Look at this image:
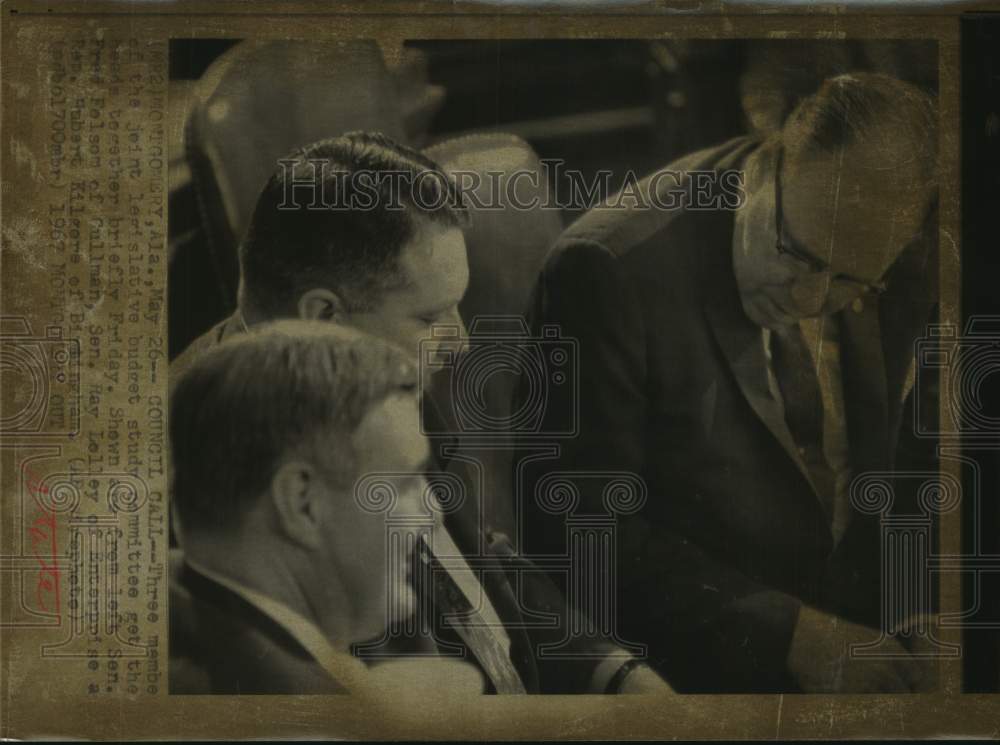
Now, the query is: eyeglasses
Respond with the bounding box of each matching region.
[773,147,888,297]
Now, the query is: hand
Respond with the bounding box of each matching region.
[787,605,936,692]
[616,663,676,694]
[368,658,485,699]
[890,612,943,690]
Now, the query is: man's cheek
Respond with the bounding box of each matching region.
[397,327,425,359]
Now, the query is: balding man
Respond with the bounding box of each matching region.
[524,73,940,693]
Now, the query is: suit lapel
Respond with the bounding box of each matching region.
[479,548,540,693]
[704,263,819,498]
[424,385,539,691]
[876,229,939,461]
[433,512,539,692]
[424,387,487,558]
[839,303,891,473]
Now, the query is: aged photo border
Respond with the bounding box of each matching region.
[3,1,994,739]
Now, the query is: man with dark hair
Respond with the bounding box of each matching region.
[170,320,481,694]
[172,132,670,694]
[524,73,940,692]
[237,131,470,330]
[175,132,472,377]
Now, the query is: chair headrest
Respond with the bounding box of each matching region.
[425,134,564,325]
[188,40,406,244]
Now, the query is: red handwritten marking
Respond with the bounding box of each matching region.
[25,469,49,498]
[24,466,60,615]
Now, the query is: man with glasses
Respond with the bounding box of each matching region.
[523,73,939,692]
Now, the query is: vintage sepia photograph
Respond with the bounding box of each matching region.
[166,36,949,695]
[2,2,999,740]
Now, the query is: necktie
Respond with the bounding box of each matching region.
[769,324,838,521]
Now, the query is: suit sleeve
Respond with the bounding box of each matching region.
[486,533,628,693]
[522,237,803,692]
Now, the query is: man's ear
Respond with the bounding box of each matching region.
[298,288,347,322]
[270,460,324,551]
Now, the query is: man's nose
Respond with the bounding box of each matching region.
[789,273,830,316]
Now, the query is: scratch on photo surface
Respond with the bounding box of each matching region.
[774,693,783,739]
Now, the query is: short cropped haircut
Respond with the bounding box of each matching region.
[782,72,937,185]
[170,320,419,532]
[239,131,470,317]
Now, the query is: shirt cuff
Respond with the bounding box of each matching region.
[588,654,640,693]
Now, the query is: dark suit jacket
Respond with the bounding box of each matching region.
[169,555,348,694]
[171,319,623,693]
[522,136,940,692]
